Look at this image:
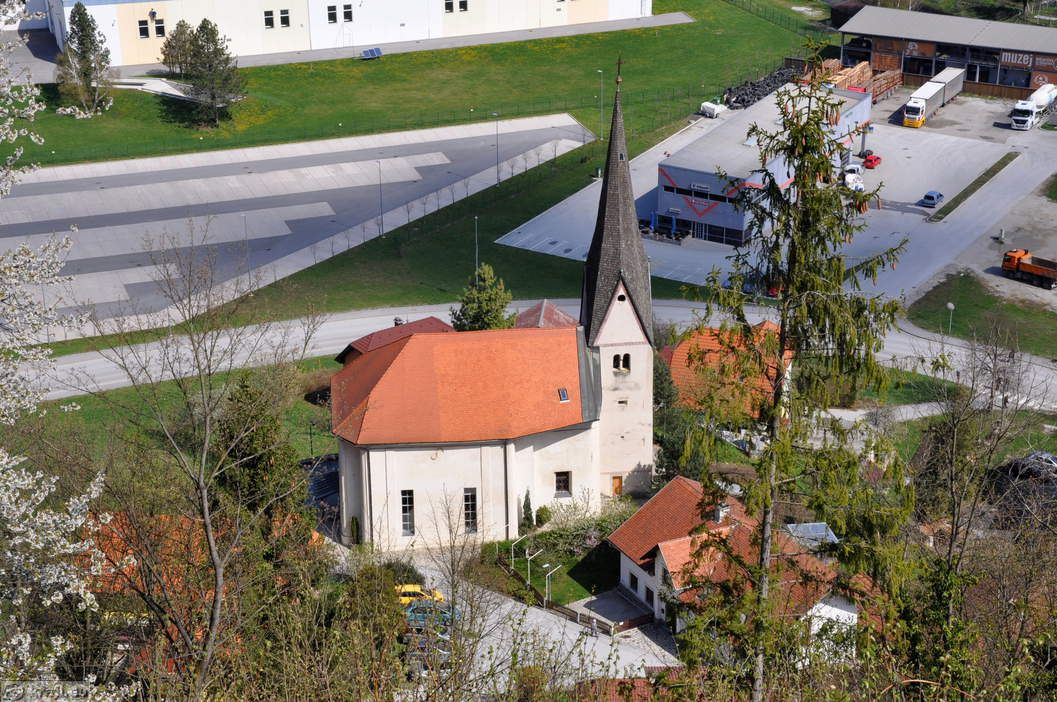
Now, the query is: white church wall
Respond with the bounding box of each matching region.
[360,442,507,550]
[592,281,654,495]
[338,441,365,545]
[513,426,598,524]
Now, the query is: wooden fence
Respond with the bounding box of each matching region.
[494,554,653,636]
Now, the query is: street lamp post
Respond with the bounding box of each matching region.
[510,533,528,566]
[474,215,479,281]
[377,159,384,238]
[492,112,500,185]
[946,301,955,336]
[597,69,604,142]
[544,563,562,607]
[526,548,542,587]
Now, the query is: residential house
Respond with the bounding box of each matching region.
[607,476,861,642]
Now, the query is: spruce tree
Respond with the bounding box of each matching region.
[450,263,514,331]
[186,19,243,126]
[55,2,111,114]
[161,19,194,77]
[679,46,911,700]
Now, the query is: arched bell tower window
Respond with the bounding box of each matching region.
[622,353,631,371]
[612,354,621,370]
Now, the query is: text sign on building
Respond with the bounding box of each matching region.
[904,40,935,58]
[1000,50,1033,69]
[1034,54,1057,71]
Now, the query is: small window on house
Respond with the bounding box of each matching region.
[554,471,571,496]
[155,20,165,37]
[401,490,415,536]
[628,572,639,593]
[645,586,655,608]
[343,3,353,21]
[463,488,478,534]
[444,0,454,12]
[280,9,290,26]
[622,353,631,371]
[138,20,149,38]
[459,0,469,9]
[264,10,274,28]
[557,387,569,403]
[327,5,337,22]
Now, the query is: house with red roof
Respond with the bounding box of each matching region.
[607,477,861,641]
[330,80,656,550]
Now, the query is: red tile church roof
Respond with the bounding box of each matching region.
[331,327,592,445]
[515,300,578,329]
[334,316,453,364]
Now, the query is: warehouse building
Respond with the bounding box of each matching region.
[652,85,871,247]
[39,0,653,67]
[838,7,1057,98]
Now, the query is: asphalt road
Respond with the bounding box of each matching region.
[42,299,1057,411]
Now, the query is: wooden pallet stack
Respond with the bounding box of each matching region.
[870,69,903,103]
[830,61,873,90]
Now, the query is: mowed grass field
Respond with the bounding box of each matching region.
[18,0,811,166]
[907,272,1057,360]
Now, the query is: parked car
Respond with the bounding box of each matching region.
[405,629,452,679]
[844,173,866,192]
[405,600,460,632]
[863,154,882,169]
[921,191,945,208]
[396,584,445,606]
[843,164,864,177]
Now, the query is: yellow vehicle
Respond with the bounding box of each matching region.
[395,584,445,606]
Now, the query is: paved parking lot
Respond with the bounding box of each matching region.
[5,114,591,322]
[499,90,1057,304]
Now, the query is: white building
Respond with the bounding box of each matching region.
[40,0,652,67]
[607,476,862,640]
[329,82,655,550]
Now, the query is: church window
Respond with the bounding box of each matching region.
[554,471,571,496]
[463,488,478,533]
[622,353,631,371]
[401,490,415,536]
[612,354,621,370]
[617,294,626,301]
[557,387,569,403]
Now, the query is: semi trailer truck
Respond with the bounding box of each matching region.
[903,68,966,128]
[1002,249,1057,289]
[1011,83,1057,130]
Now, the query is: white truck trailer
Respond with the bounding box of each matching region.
[903,68,966,128]
[1011,83,1057,130]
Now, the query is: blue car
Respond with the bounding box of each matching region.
[405,600,460,632]
[921,191,945,208]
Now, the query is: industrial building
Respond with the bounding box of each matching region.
[652,85,872,247]
[838,7,1057,97]
[33,0,653,67]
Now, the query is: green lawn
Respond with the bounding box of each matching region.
[929,152,1019,222]
[858,368,959,406]
[1047,173,1057,203]
[891,412,1057,464]
[496,540,620,606]
[907,271,1057,360]
[17,0,810,167]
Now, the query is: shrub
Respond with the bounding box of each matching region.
[535,505,552,527]
[381,558,424,585]
[520,492,534,533]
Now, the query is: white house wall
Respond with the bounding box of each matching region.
[51,0,651,65]
[618,552,663,619]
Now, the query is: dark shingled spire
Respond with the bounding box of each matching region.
[580,65,654,347]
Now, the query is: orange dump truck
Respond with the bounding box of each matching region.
[1002,249,1057,290]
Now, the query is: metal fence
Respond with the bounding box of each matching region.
[719,0,833,43]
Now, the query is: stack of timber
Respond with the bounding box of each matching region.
[829,61,872,90]
[870,69,903,103]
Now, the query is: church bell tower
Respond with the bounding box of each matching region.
[580,63,655,496]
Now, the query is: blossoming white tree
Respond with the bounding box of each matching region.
[0,3,124,697]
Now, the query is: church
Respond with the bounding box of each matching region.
[330,78,655,550]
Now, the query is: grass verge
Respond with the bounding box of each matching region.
[907,271,1057,359]
[858,368,959,407]
[1047,173,1057,203]
[15,0,810,166]
[890,411,1057,464]
[487,541,620,606]
[929,152,1019,222]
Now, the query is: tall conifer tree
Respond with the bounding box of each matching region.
[56,2,112,114]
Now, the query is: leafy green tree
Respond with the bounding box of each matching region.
[55,2,111,114]
[680,46,910,700]
[161,19,194,77]
[450,263,514,331]
[186,19,243,126]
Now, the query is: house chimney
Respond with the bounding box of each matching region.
[713,501,730,523]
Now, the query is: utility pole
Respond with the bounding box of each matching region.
[492,112,500,185]
[474,215,479,282]
[377,159,383,237]
[597,69,604,141]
